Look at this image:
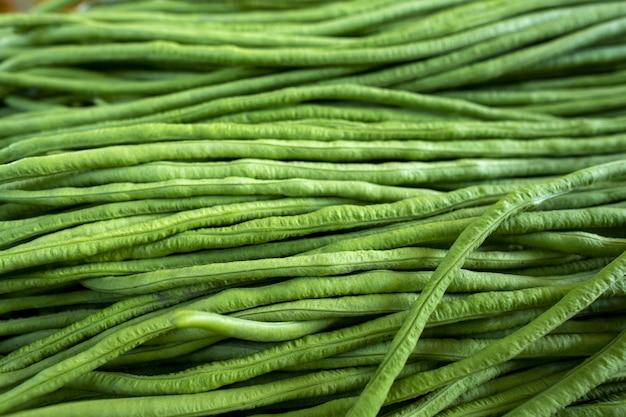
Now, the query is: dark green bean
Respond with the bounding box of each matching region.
[399,16,626,92]
[0,67,354,140]
[0,195,265,249]
[0,310,96,337]
[328,3,626,88]
[0,290,124,316]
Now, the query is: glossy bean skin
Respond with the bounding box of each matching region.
[170,311,337,342]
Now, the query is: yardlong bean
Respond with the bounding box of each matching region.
[0,178,428,209]
[2,1,626,416]
[0,67,355,140]
[512,44,626,79]
[383,361,533,417]
[495,230,626,257]
[505,329,626,416]
[345,161,626,416]
[0,310,96,337]
[7,124,626,167]
[375,247,626,411]
[24,154,626,189]
[0,195,266,248]
[0,290,124,316]
[0,196,358,272]
[5,115,626,156]
[17,5,623,71]
[328,3,626,88]
[0,283,217,374]
[43,282,624,397]
[399,16,626,91]
[81,247,581,295]
[1,363,432,417]
[0,67,261,99]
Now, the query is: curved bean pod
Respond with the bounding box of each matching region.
[170,311,335,342]
[58,282,621,397]
[505,329,626,416]
[344,160,626,416]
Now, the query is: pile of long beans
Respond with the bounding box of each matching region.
[1,0,626,416]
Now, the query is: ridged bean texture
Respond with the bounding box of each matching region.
[0,1,625,416]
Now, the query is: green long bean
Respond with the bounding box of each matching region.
[1,1,625,415]
[399,16,626,92]
[345,160,626,416]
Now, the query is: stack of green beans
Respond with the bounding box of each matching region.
[0,0,625,415]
